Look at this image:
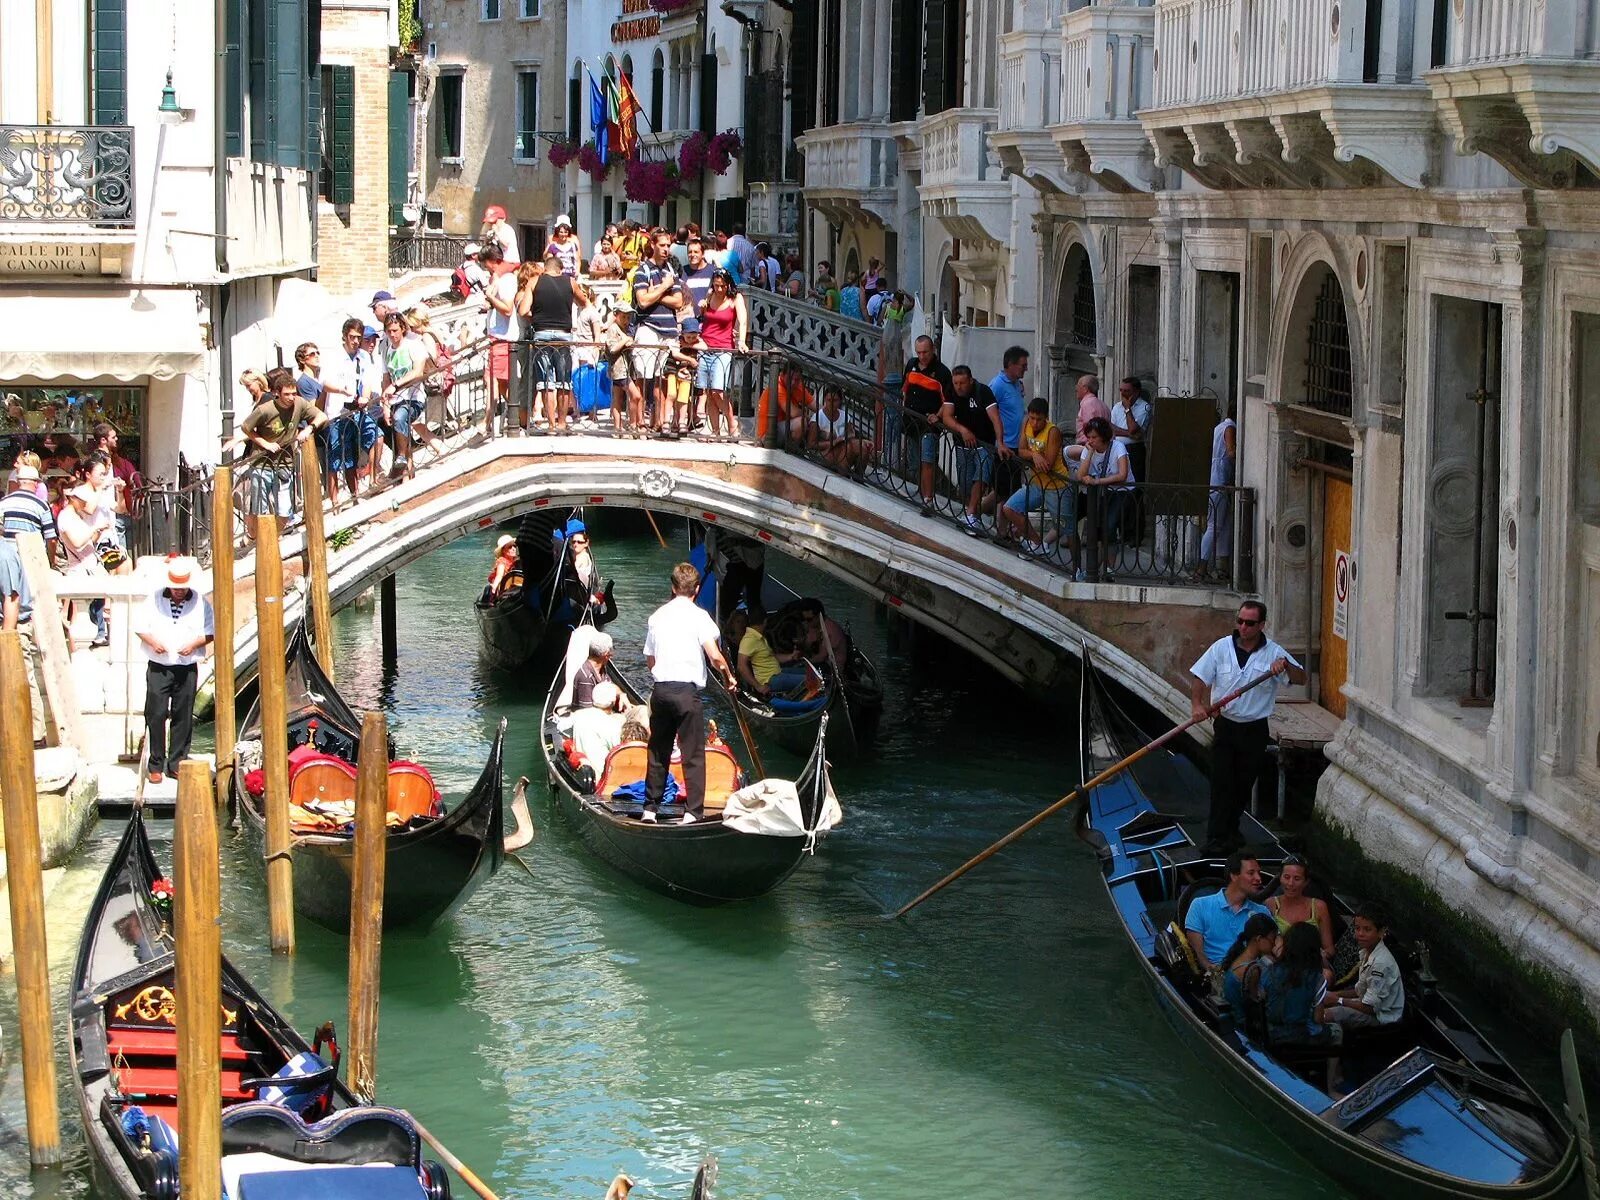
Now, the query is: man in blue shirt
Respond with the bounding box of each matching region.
[1184,852,1271,972]
[987,346,1029,525]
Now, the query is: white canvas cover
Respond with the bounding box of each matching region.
[721,777,843,841]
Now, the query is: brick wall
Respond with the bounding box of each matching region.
[317,6,393,296]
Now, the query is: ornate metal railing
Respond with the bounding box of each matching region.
[746,289,881,385]
[389,232,475,273]
[764,349,1256,592]
[0,125,134,226]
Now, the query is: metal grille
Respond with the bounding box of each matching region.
[1071,254,1098,349]
[0,125,134,225]
[1302,272,1353,416]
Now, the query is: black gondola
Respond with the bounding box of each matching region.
[731,641,883,759]
[70,809,454,1200]
[475,509,617,671]
[233,625,506,933]
[1073,649,1579,1200]
[540,644,839,903]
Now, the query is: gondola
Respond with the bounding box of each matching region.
[475,509,617,671]
[232,624,506,933]
[688,539,883,760]
[540,632,840,903]
[1073,649,1579,1200]
[70,809,454,1200]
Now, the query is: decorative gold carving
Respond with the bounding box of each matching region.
[112,984,238,1027]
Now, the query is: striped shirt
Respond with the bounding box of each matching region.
[1,490,57,542]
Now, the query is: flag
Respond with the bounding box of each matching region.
[617,72,642,159]
[588,70,609,164]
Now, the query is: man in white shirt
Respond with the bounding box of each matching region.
[569,681,628,771]
[134,556,215,784]
[1189,601,1306,854]
[483,243,521,436]
[641,562,737,823]
[1110,376,1152,482]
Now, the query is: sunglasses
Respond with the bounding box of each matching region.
[1236,617,1261,627]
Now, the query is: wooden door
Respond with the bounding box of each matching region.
[1319,476,1353,717]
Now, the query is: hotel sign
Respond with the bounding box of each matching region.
[0,243,121,276]
[611,0,660,42]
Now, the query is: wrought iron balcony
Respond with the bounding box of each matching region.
[0,125,135,227]
[1427,0,1600,188]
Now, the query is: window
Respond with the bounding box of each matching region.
[319,64,355,204]
[231,0,319,168]
[520,0,539,15]
[483,0,501,18]
[515,70,539,160]
[1,386,146,476]
[436,72,464,161]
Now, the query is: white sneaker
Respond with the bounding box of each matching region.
[677,811,698,825]
[1018,540,1044,559]
[639,810,658,823]
[961,513,984,537]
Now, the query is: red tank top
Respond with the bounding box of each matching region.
[699,300,737,350]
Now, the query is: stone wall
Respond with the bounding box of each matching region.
[318,2,394,297]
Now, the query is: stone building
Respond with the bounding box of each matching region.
[416,0,568,255]
[800,0,1600,1025]
[0,0,330,490]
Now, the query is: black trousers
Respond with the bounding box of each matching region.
[145,661,198,774]
[718,561,765,623]
[1206,716,1271,845]
[646,681,706,813]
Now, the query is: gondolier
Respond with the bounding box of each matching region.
[133,556,214,785]
[642,562,738,824]
[1189,600,1305,854]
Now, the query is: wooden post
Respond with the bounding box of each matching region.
[254,516,295,954]
[379,573,397,669]
[298,440,336,683]
[174,759,221,1200]
[212,466,237,807]
[0,630,61,1166]
[14,531,83,752]
[347,710,388,1102]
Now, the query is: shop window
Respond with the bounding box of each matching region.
[1,386,146,502]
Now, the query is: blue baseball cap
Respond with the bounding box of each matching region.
[370,290,395,306]
[361,325,380,338]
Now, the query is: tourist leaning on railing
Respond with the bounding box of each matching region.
[223,365,328,539]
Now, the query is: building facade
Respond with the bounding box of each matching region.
[0,0,329,496]
[416,0,568,255]
[800,0,1600,1023]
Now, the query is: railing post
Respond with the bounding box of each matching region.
[212,466,237,808]
[254,516,295,954]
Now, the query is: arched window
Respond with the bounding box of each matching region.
[569,61,583,141]
[651,49,665,130]
[1302,271,1353,417]
[1070,250,1097,349]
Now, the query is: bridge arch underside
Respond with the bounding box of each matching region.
[302,450,1235,727]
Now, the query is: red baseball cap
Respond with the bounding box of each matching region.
[483,205,507,223]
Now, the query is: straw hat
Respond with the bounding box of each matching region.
[165,556,198,589]
[495,534,516,552]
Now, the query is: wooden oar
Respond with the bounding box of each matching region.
[644,508,669,550]
[724,677,767,781]
[890,667,1282,920]
[405,1113,499,1200]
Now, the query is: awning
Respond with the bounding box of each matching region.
[0,287,207,383]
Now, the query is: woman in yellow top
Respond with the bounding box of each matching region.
[999,397,1075,558]
[735,606,812,700]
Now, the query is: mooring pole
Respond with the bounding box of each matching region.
[379,573,398,669]
[175,759,221,1200]
[254,515,295,953]
[212,465,237,807]
[347,710,389,1102]
[299,440,336,683]
[0,631,61,1165]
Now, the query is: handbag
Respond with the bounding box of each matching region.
[96,540,127,573]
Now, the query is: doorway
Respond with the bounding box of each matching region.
[1319,474,1352,717]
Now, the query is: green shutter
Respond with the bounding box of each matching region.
[304,0,322,172]
[224,0,244,155]
[922,0,946,114]
[328,65,356,204]
[91,0,128,125]
[388,70,410,225]
[274,0,307,166]
[249,0,271,158]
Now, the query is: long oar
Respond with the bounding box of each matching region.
[724,677,767,781]
[643,508,669,550]
[406,1112,500,1200]
[890,667,1282,920]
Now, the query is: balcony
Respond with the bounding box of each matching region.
[796,123,902,228]
[1050,3,1160,193]
[919,107,1010,247]
[1427,0,1600,188]
[0,125,135,231]
[994,32,1079,192]
[1140,0,1437,189]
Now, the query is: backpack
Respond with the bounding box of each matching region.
[424,338,456,397]
[449,266,472,301]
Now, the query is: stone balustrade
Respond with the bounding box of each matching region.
[1444,0,1600,64]
[796,123,900,193]
[1152,0,1367,109]
[920,107,1001,186]
[745,289,881,383]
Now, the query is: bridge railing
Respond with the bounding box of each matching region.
[764,356,1255,591]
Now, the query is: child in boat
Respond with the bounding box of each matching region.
[1320,902,1404,1030]
[1219,913,1278,1012]
[1262,922,1340,1046]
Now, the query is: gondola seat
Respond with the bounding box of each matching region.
[596,742,742,812]
[226,1160,428,1200]
[285,753,442,830]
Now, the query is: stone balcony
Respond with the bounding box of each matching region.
[796,122,902,227]
[1427,0,1600,188]
[919,107,1010,246]
[1141,0,1438,189]
[1051,2,1160,193]
[994,31,1075,192]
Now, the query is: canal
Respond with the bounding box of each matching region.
[0,512,1351,1199]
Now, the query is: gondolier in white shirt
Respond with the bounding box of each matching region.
[1189,599,1305,855]
[134,556,215,784]
[641,562,737,824]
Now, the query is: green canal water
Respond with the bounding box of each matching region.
[0,512,1353,1199]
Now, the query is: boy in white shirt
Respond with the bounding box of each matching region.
[1321,903,1405,1029]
